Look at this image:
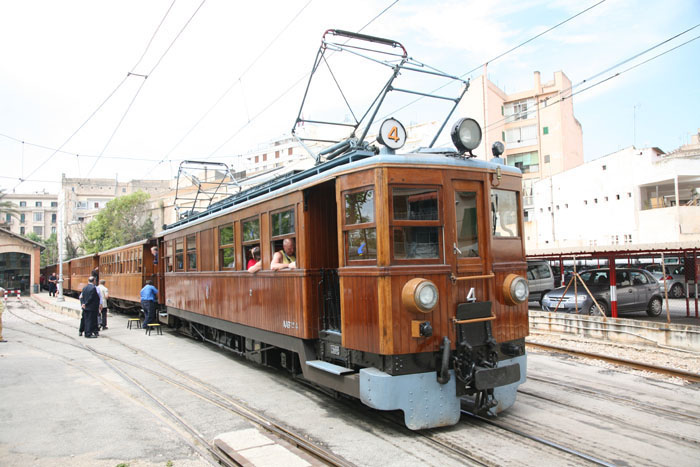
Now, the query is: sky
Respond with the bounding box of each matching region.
[1,0,699,194]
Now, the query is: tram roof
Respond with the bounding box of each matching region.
[99,238,152,256]
[162,148,520,235]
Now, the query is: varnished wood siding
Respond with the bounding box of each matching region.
[62,261,71,290]
[165,271,317,339]
[337,166,528,355]
[70,255,98,293]
[339,273,380,353]
[102,273,144,302]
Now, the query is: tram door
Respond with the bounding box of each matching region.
[451,181,490,303]
[304,181,341,333]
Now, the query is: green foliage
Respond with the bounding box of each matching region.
[0,188,18,222]
[115,463,130,467]
[81,191,154,253]
[166,461,173,467]
[22,232,58,267]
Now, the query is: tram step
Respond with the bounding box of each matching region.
[306,360,354,375]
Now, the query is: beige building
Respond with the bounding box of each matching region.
[459,71,584,221]
[61,175,171,252]
[2,192,58,240]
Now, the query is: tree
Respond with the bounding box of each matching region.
[0,188,18,226]
[24,232,58,267]
[81,191,155,254]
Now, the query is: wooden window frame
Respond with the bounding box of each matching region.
[389,185,443,265]
[164,240,174,272]
[342,186,377,265]
[186,234,197,271]
[270,206,297,266]
[242,215,261,270]
[175,238,184,271]
[218,223,235,270]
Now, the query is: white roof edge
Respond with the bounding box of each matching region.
[527,241,700,257]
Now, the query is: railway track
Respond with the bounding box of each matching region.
[5,300,351,467]
[526,341,700,382]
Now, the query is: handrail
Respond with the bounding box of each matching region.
[453,314,497,325]
[450,272,495,284]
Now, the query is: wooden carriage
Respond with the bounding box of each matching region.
[99,239,158,309]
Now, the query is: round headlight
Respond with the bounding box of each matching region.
[402,278,439,313]
[451,118,482,154]
[502,274,529,306]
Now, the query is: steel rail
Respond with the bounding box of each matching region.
[12,300,351,467]
[461,410,616,467]
[526,342,700,382]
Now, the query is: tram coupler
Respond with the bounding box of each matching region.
[437,336,451,384]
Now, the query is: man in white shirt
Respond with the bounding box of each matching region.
[97,280,110,330]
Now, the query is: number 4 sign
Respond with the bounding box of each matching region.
[378,118,407,150]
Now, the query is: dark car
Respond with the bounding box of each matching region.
[541,268,663,317]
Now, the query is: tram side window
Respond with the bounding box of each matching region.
[186,234,197,270]
[391,187,441,261]
[165,241,174,272]
[270,208,296,266]
[175,238,184,271]
[344,189,376,262]
[455,191,479,257]
[137,249,142,273]
[219,224,235,269]
[490,189,519,238]
[242,217,261,270]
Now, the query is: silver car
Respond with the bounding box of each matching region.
[541,268,663,317]
[650,265,695,299]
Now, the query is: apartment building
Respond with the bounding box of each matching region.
[459,71,584,221]
[528,134,700,249]
[2,192,58,239]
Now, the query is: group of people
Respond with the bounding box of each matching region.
[79,276,109,338]
[247,238,297,273]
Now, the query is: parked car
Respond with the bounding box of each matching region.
[650,265,695,298]
[541,268,663,317]
[527,260,555,305]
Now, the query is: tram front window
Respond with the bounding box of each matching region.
[491,189,519,237]
[455,191,479,257]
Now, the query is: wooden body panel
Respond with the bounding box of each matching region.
[337,166,529,355]
[165,271,317,339]
[99,242,158,304]
[61,261,71,291]
[69,255,98,293]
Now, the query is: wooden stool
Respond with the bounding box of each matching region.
[127,318,141,329]
[145,323,162,335]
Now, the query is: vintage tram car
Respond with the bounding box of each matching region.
[99,239,159,310]
[41,31,530,429]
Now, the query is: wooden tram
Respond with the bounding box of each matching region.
[63,253,98,297]
[99,240,159,310]
[41,30,531,429]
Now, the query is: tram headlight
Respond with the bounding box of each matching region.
[502,274,529,306]
[451,118,482,155]
[402,278,439,313]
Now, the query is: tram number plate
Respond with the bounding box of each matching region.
[282,320,299,329]
[330,344,340,356]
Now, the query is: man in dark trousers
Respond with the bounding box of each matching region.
[140,280,158,328]
[80,276,100,338]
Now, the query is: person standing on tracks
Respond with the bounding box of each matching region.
[97,279,109,330]
[80,276,100,338]
[271,238,296,270]
[140,280,158,328]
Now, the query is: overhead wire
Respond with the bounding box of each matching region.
[481,26,700,135]
[148,0,314,173]
[87,0,208,176]
[375,0,607,125]
[205,0,401,161]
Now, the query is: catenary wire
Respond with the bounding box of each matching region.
[14,1,182,189]
[148,0,314,173]
[86,0,209,176]
[375,0,607,125]
[204,0,400,161]
[481,29,700,135]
